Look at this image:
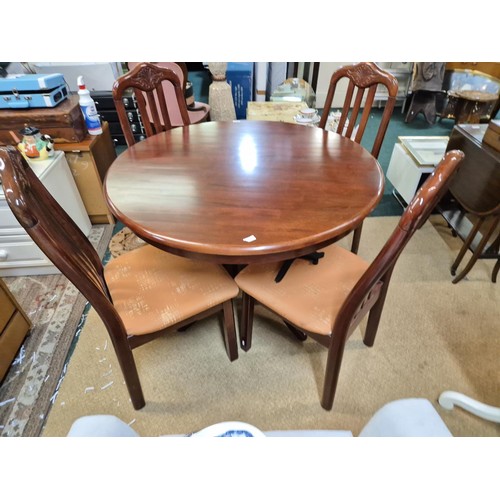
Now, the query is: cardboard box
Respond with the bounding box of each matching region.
[226,63,254,119]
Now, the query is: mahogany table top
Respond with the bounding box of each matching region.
[104,121,384,264]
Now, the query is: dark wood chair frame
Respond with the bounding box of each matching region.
[126,62,209,119]
[318,62,399,254]
[0,146,238,410]
[238,151,465,410]
[113,62,192,147]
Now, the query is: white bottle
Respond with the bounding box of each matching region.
[77,75,102,135]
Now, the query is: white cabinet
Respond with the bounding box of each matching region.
[314,62,352,109]
[0,150,92,276]
[375,62,413,105]
[386,137,449,205]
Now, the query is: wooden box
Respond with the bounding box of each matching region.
[0,278,31,382]
[483,119,500,152]
[0,94,87,145]
[54,121,116,224]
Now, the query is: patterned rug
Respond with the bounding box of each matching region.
[108,226,146,257]
[0,224,114,437]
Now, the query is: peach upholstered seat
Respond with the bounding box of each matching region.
[235,151,465,411]
[0,146,239,411]
[104,244,238,336]
[235,245,370,335]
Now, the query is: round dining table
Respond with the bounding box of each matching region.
[104,120,384,264]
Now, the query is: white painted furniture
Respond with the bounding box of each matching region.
[0,150,91,276]
[386,136,449,205]
[67,399,452,437]
[439,391,500,423]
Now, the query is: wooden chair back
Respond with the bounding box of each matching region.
[0,145,240,410]
[318,62,399,159]
[234,150,465,410]
[0,147,138,404]
[113,62,191,147]
[127,61,189,93]
[0,146,124,339]
[335,150,465,344]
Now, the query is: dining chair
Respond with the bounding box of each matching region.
[318,62,399,254]
[0,145,240,410]
[113,62,192,147]
[234,150,464,411]
[126,62,210,127]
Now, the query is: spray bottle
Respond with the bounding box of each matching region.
[77,76,102,135]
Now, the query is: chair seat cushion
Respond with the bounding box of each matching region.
[235,244,369,335]
[104,245,239,335]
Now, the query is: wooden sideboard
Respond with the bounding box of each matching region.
[0,278,31,381]
[54,121,116,224]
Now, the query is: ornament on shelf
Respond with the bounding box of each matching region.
[208,63,236,122]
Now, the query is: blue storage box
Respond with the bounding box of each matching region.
[0,73,69,109]
[226,63,254,119]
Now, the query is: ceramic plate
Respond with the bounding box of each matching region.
[295,115,320,124]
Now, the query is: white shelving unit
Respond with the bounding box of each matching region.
[375,62,413,108]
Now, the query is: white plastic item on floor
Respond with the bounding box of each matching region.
[66,398,452,437]
[439,391,500,423]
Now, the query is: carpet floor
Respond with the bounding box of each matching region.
[41,216,500,437]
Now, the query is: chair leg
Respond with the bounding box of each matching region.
[321,334,347,410]
[178,321,196,332]
[351,223,363,254]
[363,275,393,347]
[112,337,145,410]
[492,258,500,283]
[240,293,255,352]
[284,321,308,341]
[221,300,238,362]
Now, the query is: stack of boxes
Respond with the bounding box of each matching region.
[226,63,254,120]
[91,90,146,146]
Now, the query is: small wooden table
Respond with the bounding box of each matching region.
[440,124,500,283]
[104,121,384,265]
[446,90,499,124]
